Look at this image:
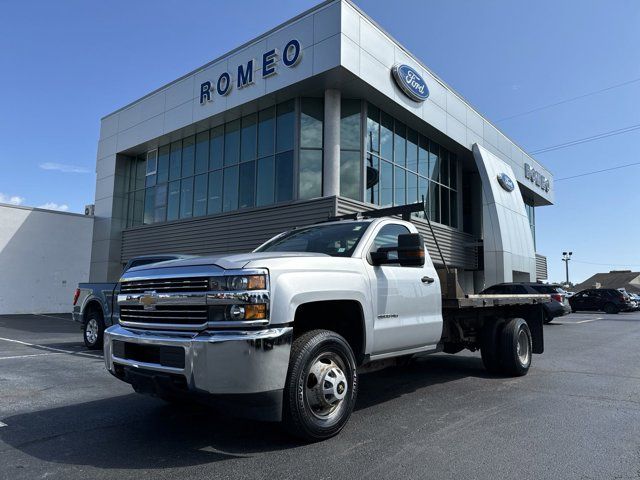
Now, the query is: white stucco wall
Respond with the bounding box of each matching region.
[0,204,93,314]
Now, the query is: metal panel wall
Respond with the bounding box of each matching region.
[535,253,548,281]
[336,197,478,270]
[121,197,337,264]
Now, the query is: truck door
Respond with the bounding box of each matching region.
[364,223,442,355]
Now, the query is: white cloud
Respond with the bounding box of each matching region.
[38,202,69,212]
[0,193,25,205]
[39,162,91,174]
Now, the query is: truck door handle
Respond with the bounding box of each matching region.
[421,276,434,284]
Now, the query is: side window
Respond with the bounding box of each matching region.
[512,285,528,294]
[370,224,410,261]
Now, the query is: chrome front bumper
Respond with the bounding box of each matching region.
[104,324,293,395]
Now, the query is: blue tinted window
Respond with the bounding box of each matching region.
[380,160,393,207]
[181,136,195,177]
[257,107,275,157]
[169,141,182,181]
[207,171,222,214]
[340,99,361,151]
[193,174,207,217]
[380,112,393,161]
[238,161,255,208]
[224,120,240,166]
[340,150,361,200]
[366,104,380,154]
[223,166,239,211]
[301,98,323,149]
[394,166,405,206]
[157,145,170,184]
[179,176,193,218]
[195,131,209,174]
[209,126,224,171]
[275,151,293,202]
[167,181,180,221]
[276,100,294,153]
[240,114,257,162]
[299,149,322,199]
[256,156,275,206]
[394,122,406,166]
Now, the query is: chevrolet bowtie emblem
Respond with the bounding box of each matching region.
[139,291,158,311]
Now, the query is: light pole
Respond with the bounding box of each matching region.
[562,252,573,286]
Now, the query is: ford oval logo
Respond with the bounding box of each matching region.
[497,173,515,192]
[391,64,429,102]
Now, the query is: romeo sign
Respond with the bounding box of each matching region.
[199,39,302,105]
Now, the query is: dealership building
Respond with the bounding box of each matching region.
[91,0,553,292]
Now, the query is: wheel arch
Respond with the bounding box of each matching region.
[292,300,367,365]
[82,299,105,324]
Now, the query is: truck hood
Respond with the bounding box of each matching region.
[125,252,329,273]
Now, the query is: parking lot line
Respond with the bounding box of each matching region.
[0,352,66,361]
[0,337,100,359]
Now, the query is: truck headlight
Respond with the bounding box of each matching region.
[210,275,267,291]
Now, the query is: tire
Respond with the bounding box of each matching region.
[603,303,619,314]
[283,329,358,442]
[480,320,502,373]
[499,318,532,377]
[543,312,553,324]
[83,310,105,349]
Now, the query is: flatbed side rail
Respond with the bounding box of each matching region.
[443,294,550,310]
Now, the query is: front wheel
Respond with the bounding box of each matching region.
[283,329,358,441]
[83,310,105,349]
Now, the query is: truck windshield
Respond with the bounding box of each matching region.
[255,222,370,257]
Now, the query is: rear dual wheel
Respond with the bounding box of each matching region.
[480,318,532,377]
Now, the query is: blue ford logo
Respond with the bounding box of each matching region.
[391,64,429,102]
[497,173,515,192]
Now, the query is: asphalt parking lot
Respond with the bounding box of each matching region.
[0,312,639,480]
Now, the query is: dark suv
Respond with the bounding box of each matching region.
[480,282,571,323]
[569,288,633,314]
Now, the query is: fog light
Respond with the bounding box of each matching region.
[228,305,245,320]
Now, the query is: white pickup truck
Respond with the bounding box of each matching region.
[104,203,547,441]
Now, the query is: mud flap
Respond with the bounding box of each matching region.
[523,304,544,354]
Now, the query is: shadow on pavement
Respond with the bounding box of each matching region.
[0,354,487,469]
[0,315,79,335]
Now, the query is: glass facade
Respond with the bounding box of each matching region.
[524,196,536,248]
[365,103,459,228]
[124,97,460,231]
[125,100,295,227]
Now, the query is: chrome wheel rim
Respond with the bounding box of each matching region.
[85,319,98,344]
[516,329,530,366]
[304,352,349,421]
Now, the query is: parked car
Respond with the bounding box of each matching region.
[568,288,633,314]
[480,282,571,323]
[72,254,190,349]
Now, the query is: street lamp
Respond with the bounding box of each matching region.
[562,252,573,285]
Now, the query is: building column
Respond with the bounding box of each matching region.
[323,89,341,197]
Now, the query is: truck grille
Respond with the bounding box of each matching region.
[120,305,208,327]
[120,277,209,294]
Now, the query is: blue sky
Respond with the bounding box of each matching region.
[1,0,638,284]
